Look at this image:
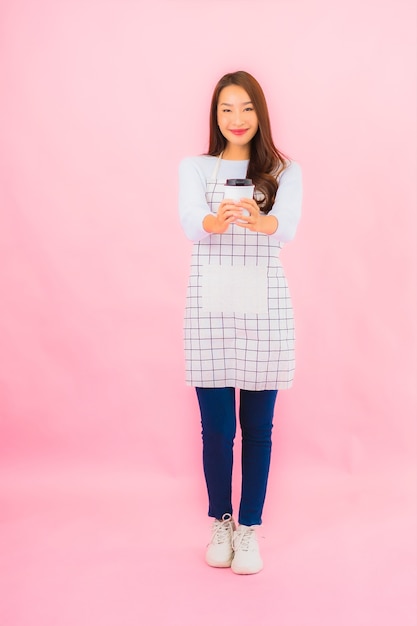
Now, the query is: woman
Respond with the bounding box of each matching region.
[178,71,302,575]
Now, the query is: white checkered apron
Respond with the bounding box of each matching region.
[184,158,295,390]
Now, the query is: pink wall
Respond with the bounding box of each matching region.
[0,0,415,475]
[0,2,416,625]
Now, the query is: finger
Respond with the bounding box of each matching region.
[225,208,243,218]
[221,198,238,207]
[219,205,238,217]
[237,198,258,209]
[220,211,241,224]
[237,205,259,217]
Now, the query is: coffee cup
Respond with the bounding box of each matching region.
[224,179,254,218]
[224,178,254,201]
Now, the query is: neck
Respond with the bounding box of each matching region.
[222,144,250,160]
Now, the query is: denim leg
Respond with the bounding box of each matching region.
[238,389,278,526]
[196,387,236,519]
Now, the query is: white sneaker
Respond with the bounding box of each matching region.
[205,513,236,568]
[231,525,263,574]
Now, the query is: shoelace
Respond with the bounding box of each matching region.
[210,515,233,545]
[233,527,255,552]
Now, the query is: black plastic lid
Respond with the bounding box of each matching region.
[225,178,252,186]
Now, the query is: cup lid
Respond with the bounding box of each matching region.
[225,178,253,186]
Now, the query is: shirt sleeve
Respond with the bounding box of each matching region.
[269,161,303,243]
[178,157,212,242]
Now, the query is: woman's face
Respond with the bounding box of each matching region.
[217,85,259,150]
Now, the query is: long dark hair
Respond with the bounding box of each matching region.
[207,70,288,214]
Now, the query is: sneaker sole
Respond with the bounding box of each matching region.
[231,562,263,575]
[206,558,233,568]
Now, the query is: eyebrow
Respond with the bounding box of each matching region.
[219,101,253,106]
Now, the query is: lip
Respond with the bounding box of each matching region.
[230,129,249,136]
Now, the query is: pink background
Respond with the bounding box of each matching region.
[0,1,416,624]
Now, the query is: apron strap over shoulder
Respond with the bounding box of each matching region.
[210,152,223,180]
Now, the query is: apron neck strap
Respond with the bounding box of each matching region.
[211,151,223,179]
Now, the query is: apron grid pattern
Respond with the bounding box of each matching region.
[184,160,295,391]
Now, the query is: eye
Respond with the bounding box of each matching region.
[244,107,254,112]
[222,108,231,113]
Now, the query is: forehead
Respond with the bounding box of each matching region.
[218,84,251,105]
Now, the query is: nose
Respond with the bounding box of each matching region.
[232,110,244,126]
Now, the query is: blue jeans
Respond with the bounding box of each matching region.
[195,387,278,526]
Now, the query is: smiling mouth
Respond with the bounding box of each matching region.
[230,129,248,136]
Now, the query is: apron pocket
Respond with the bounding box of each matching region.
[201,264,268,315]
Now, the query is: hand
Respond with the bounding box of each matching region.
[233,198,261,231]
[203,199,244,234]
[233,198,278,235]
